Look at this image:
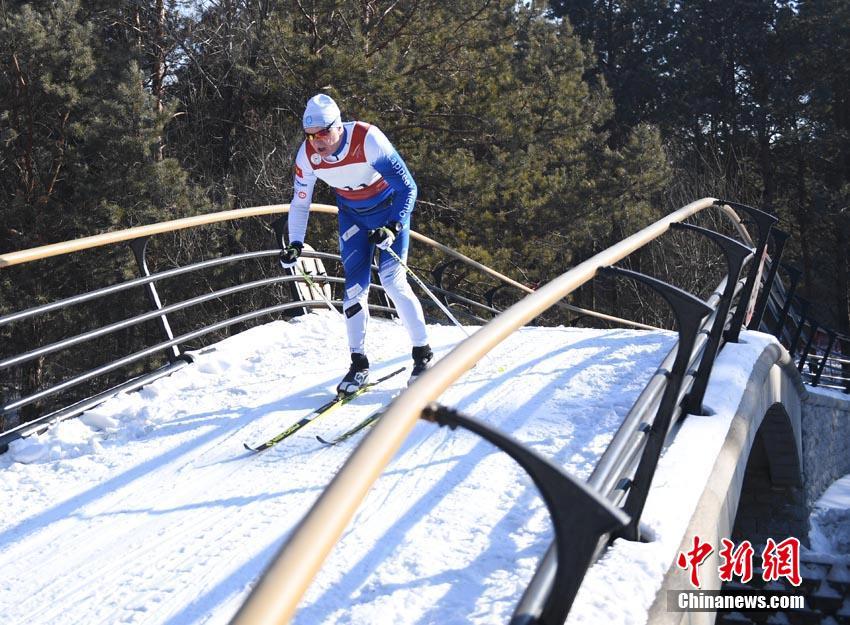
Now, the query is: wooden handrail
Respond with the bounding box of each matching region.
[2,197,760,624]
[0,202,661,330]
[229,197,746,625]
[0,204,311,268]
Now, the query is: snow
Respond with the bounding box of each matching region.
[798,378,850,558]
[809,474,850,555]
[0,315,838,625]
[567,332,782,624]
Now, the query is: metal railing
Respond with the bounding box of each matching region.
[777,300,850,392]
[0,203,644,449]
[227,197,797,625]
[753,255,850,393]
[1,197,820,625]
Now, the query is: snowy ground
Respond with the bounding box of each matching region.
[802,386,850,558]
[810,474,850,555]
[0,313,845,625]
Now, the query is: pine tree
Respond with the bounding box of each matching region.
[547,0,675,147]
[165,0,670,305]
[1,0,207,424]
[775,0,850,334]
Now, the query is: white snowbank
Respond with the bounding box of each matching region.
[0,315,790,625]
[809,474,850,554]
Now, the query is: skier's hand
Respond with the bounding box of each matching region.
[368,221,402,251]
[279,241,303,269]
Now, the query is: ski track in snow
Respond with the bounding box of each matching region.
[0,312,676,625]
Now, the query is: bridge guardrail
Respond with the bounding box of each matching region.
[0,204,644,448]
[3,196,828,624]
[756,262,850,393]
[0,205,515,445]
[227,197,796,625]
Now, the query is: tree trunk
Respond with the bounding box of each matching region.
[152,0,166,162]
[795,150,813,293]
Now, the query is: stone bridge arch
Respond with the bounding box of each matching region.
[732,402,807,546]
[648,341,806,624]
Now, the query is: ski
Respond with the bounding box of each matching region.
[316,362,435,446]
[243,366,405,452]
[315,410,380,445]
[316,401,393,446]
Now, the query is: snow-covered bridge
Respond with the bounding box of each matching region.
[2,199,849,625]
[0,315,823,625]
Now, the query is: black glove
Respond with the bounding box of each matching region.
[368,221,403,250]
[279,241,303,269]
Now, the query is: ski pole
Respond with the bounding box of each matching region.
[296,264,343,319]
[384,246,470,337]
[278,227,342,319]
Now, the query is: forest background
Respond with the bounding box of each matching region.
[1,0,849,423]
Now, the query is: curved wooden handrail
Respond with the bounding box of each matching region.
[0,204,301,267]
[228,197,756,625]
[0,202,661,330]
[1,197,759,623]
[0,203,524,292]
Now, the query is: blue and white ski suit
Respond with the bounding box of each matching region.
[288,121,429,354]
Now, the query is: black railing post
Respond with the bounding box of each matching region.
[431,259,458,293]
[422,403,629,625]
[430,260,459,312]
[812,331,837,387]
[747,228,789,331]
[772,264,801,341]
[129,237,181,362]
[0,387,6,443]
[715,200,778,343]
[842,336,850,394]
[788,298,810,357]
[669,223,753,416]
[798,321,818,374]
[599,266,711,542]
[484,284,506,313]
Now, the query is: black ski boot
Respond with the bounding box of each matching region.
[408,345,434,385]
[337,352,370,395]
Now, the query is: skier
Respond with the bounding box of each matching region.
[280,93,433,394]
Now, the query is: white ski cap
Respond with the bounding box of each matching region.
[303,93,342,129]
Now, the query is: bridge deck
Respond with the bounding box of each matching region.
[0,316,792,625]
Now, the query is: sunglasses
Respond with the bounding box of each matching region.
[305,121,337,141]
